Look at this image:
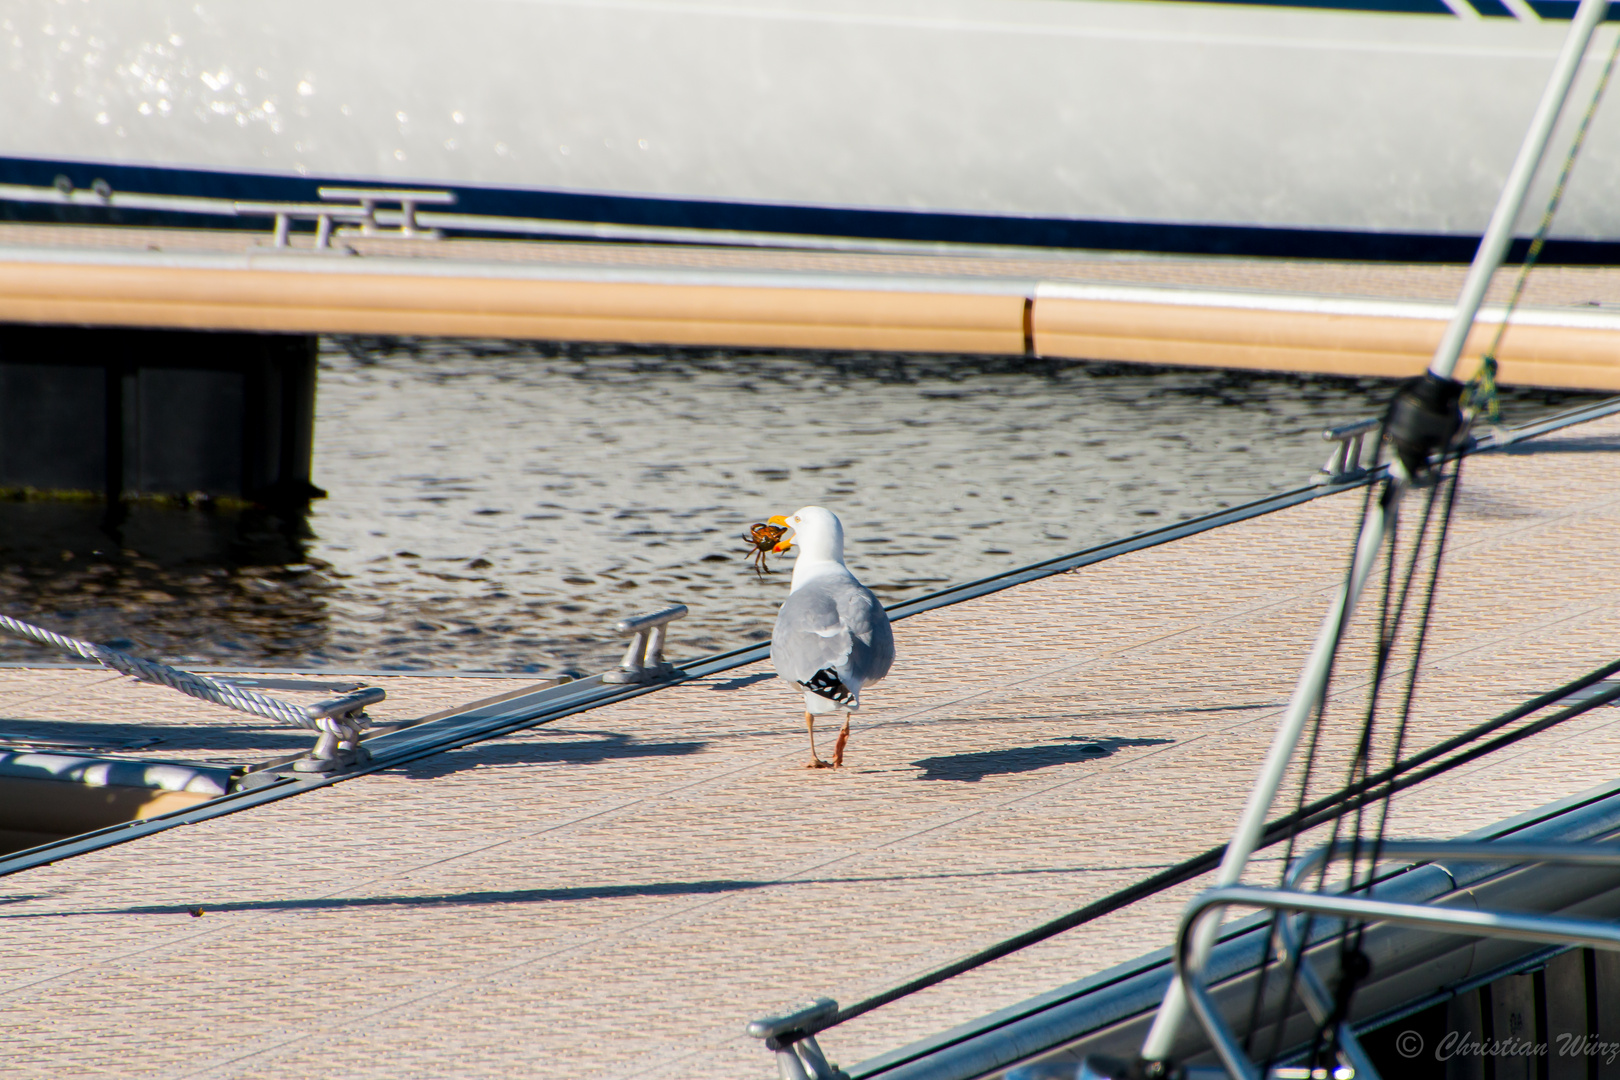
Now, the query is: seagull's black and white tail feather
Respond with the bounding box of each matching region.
[800,668,855,704]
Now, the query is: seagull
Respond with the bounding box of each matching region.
[767,506,895,769]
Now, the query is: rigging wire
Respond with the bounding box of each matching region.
[1239,475,1384,1060]
[1250,452,1454,1071]
[1320,458,1463,1069]
[1361,460,1464,888]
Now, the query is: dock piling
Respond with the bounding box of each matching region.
[0,326,321,505]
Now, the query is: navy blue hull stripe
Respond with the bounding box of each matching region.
[1192,0,1452,14]
[3,154,1618,265]
[1183,0,1616,15]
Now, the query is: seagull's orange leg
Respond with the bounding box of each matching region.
[832,714,851,768]
[805,712,832,769]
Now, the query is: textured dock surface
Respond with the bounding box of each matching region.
[1,413,1618,1079]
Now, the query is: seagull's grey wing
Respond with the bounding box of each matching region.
[771,584,850,685]
[771,576,894,689]
[835,581,893,687]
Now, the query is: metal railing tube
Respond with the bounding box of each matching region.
[1284,838,1620,896]
[1178,883,1620,1080]
[1268,840,1620,1058]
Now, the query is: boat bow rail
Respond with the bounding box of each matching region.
[1175,839,1620,1080]
[845,770,1620,1080]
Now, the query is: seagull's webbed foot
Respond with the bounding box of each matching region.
[805,757,833,769]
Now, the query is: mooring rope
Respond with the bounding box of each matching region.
[0,612,330,731]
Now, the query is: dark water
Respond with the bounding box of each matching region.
[0,339,1601,674]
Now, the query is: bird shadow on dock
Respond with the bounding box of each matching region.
[391,729,707,779]
[708,673,776,691]
[910,735,1172,783]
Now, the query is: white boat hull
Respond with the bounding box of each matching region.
[4,0,1620,252]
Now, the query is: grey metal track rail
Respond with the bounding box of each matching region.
[0,395,1614,881]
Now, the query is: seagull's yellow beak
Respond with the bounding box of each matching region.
[767,514,793,552]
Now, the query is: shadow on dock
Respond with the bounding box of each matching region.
[1499,434,1620,454]
[910,735,1173,783]
[3,862,1180,918]
[394,730,709,779]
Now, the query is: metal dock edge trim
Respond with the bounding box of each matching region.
[0,396,1613,880]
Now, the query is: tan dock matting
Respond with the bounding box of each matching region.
[2,222,1620,389]
[0,413,1617,1078]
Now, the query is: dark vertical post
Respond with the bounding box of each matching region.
[1449,988,1487,1080]
[0,326,109,496]
[0,326,321,505]
[103,356,122,504]
[1593,950,1620,1080]
[1490,972,1539,1080]
[279,334,321,501]
[1545,950,1588,1080]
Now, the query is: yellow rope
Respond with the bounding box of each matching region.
[1466,16,1620,423]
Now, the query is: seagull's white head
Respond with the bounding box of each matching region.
[768,506,845,567]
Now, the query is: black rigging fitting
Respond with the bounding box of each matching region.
[1383,372,1466,481]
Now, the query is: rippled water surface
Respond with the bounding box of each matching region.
[0,340,1599,674]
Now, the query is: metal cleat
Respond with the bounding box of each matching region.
[318,186,456,238]
[747,998,844,1080]
[292,687,386,773]
[1315,418,1379,485]
[602,605,688,684]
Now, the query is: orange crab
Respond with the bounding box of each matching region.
[742,516,793,578]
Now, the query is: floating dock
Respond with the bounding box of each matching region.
[4,221,1620,390]
[1,407,1617,1077]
